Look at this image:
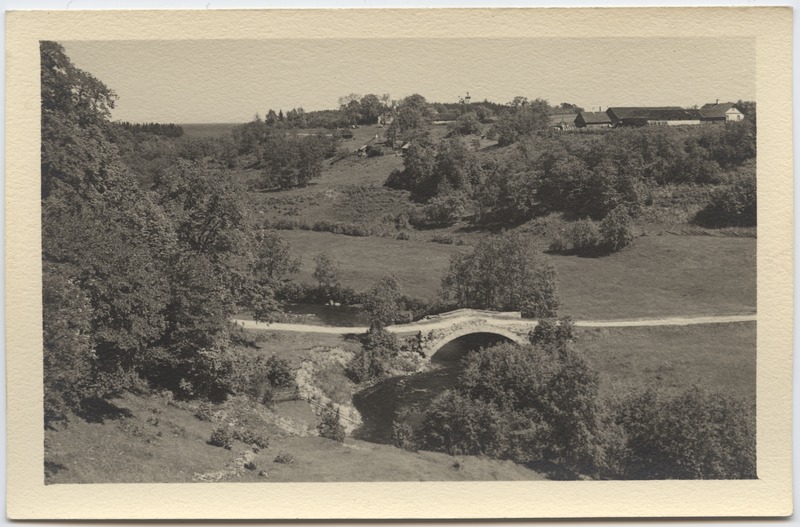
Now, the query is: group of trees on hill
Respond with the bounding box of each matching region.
[115,121,184,138]
[41,42,297,424]
[386,117,756,230]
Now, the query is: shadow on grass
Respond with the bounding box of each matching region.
[76,397,133,424]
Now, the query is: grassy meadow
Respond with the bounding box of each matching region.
[277,229,755,319]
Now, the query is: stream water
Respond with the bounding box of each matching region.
[351,333,510,444]
[283,303,370,326]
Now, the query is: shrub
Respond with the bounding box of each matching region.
[615,387,756,479]
[194,402,214,422]
[208,426,233,449]
[410,192,473,228]
[390,420,416,450]
[233,429,270,449]
[365,144,384,157]
[599,207,636,252]
[431,234,455,245]
[228,352,295,405]
[568,219,602,252]
[417,391,508,457]
[553,209,634,256]
[273,452,295,464]
[317,407,346,442]
[346,326,399,383]
[694,174,756,228]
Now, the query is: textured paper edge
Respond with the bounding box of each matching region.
[5,7,793,519]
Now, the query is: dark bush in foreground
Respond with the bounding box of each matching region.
[615,387,756,480]
[694,175,756,228]
[416,391,508,457]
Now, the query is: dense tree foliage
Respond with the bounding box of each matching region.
[386,137,483,200]
[386,94,431,144]
[417,318,756,479]
[440,232,560,317]
[694,163,756,227]
[115,121,184,137]
[615,386,756,479]
[41,42,286,423]
[417,320,612,476]
[492,97,552,146]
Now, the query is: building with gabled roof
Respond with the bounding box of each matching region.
[700,102,744,122]
[606,107,705,127]
[574,111,613,128]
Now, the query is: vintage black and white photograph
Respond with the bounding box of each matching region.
[5,6,793,520]
[37,32,764,486]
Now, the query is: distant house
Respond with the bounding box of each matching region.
[700,102,744,123]
[550,113,578,130]
[574,111,612,129]
[606,107,704,127]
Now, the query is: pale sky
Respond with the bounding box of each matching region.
[61,38,755,124]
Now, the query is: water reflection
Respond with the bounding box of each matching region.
[352,333,511,444]
[284,303,370,327]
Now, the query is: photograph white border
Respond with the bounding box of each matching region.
[5,7,793,519]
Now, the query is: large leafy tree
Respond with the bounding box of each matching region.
[41,42,284,420]
[41,42,173,415]
[440,231,560,317]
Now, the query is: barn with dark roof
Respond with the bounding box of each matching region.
[574,111,613,128]
[606,107,705,127]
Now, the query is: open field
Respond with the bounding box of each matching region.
[278,229,755,319]
[578,322,756,399]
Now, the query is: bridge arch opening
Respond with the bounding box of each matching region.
[430,331,525,366]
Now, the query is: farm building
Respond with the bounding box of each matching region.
[550,113,578,130]
[574,111,612,129]
[606,107,705,127]
[700,102,745,123]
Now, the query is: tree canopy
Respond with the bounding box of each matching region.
[440,231,560,317]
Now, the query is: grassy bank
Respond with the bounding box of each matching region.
[45,391,544,484]
[578,322,756,399]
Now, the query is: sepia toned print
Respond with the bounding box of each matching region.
[6,7,792,520]
[41,35,757,484]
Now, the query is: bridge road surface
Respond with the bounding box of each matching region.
[233,313,757,335]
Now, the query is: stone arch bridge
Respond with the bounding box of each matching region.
[388,309,534,358]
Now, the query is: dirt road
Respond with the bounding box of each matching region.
[233,313,756,335]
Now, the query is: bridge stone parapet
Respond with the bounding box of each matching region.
[393,310,536,359]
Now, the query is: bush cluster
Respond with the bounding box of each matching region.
[262,217,393,239]
[208,426,234,449]
[232,428,270,449]
[694,170,756,228]
[550,207,636,255]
